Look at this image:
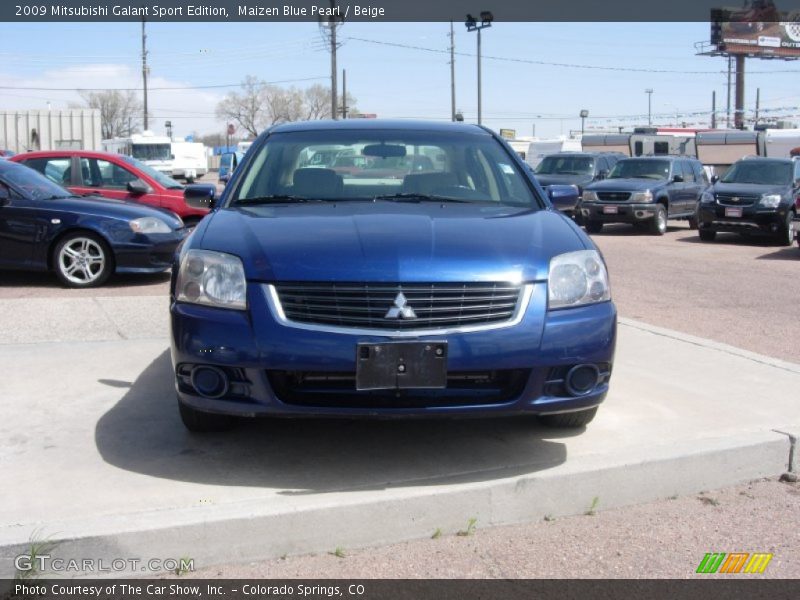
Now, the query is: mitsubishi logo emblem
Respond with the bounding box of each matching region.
[385,292,417,320]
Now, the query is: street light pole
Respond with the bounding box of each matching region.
[579,109,589,136]
[465,12,493,126]
[645,88,653,126]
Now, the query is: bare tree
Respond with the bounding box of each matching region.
[215,76,272,138]
[216,77,359,135]
[74,90,143,139]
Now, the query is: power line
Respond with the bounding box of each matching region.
[347,36,800,75]
[0,76,328,92]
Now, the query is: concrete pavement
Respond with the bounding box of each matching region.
[0,296,796,577]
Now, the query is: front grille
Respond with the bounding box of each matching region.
[273,282,523,331]
[715,193,758,207]
[597,192,631,202]
[267,369,530,408]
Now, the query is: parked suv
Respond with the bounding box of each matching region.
[580,156,708,235]
[697,156,799,245]
[533,152,626,218]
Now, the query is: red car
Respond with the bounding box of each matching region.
[10,150,209,225]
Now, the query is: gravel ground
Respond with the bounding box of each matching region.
[183,477,799,579]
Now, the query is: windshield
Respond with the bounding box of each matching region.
[720,161,792,185]
[608,159,671,180]
[233,129,538,207]
[1,162,72,200]
[535,156,594,176]
[131,143,172,162]
[120,155,184,189]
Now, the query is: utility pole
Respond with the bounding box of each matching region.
[450,22,456,121]
[341,69,347,119]
[755,87,760,125]
[711,91,717,129]
[726,55,732,128]
[141,17,149,130]
[734,55,745,129]
[320,0,342,120]
[645,89,653,126]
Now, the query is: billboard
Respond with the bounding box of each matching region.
[711,2,800,57]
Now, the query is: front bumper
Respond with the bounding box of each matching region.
[114,228,190,273]
[581,202,658,223]
[170,283,617,418]
[698,204,788,235]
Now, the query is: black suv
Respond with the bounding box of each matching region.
[697,156,799,245]
[580,156,708,235]
[533,152,625,218]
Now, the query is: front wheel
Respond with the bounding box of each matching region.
[699,229,716,242]
[584,220,603,234]
[53,232,114,288]
[773,211,794,247]
[539,407,598,429]
[178,400,235,433]
[649,204,667,235]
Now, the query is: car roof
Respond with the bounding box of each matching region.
[268,119,490,135]
[619,155,695,161]
[740,156,794,164]
[12,149,127,161]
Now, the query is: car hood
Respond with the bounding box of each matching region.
[534,174,593,188]
[53,195,184,228]
[196,202,587,282]
[711,182,788,197]
[585,178,665,192]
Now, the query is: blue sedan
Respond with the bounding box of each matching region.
[170,120,616,432]
[0,159,188,287]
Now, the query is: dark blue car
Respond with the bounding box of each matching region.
[0,159,188,287]
[170,120,617,432]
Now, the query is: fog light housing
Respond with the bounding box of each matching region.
[565,364,600,396]
[190,366,229,399]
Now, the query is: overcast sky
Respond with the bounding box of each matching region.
[1,21,799,139]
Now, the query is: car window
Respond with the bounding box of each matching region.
[0,162,72,200]
[681,161,695,183]
[535,156,594,176]
[692,162,708,185]
[234,130,538,207]
[608,159,671,180]
[794,160,800,182]
[19,157,72,185]
[721,161,792,185]
[90,159,138,189]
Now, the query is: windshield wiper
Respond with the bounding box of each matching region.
[373,193,469,203]
[235,195,322,205]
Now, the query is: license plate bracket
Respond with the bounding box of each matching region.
[356,341,448,390]
[725,207,743,217]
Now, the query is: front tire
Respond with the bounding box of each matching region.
[699,228,716,242]
[650,204,667,236]
[178,400,235,433]
[585,220,603,234]
[53,232,114,288]
[539,407,598,429]
[774,211,794,246]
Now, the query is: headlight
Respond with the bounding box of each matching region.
[129,217,171,234]
[548,250,611,310]
[583,190,599,202]
[759,193,782,208]
[701,192,715,204]
[176,250,247,310]
[630,190,653,203]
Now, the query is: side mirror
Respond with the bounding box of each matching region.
[547,184,580,213]
[127,179,152,195]
[711,175,719,184]
[596,170,608,180]
[672,174,684,183]
[0,185,10,206]
[184,184,216,210]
